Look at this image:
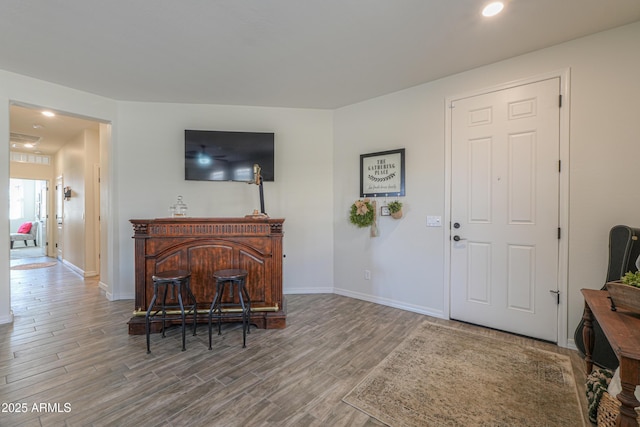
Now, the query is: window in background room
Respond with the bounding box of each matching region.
[9,179,24,220]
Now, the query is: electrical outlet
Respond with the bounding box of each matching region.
[364,270,371,280]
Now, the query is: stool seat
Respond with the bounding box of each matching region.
[152,269,192,281]
[213,269,249,281]
[208,269,251,349]
[146,270,197,353]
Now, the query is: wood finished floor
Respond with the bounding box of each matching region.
[2,257,589,426]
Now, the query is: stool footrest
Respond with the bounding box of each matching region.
[133,305,278,316]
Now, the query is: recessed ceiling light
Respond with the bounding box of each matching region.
[24,143,34,148]
[42,111,55,117]
[482,2,504,17]
[33,124,44,129]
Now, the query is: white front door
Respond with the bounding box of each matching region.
[450,78,561,342]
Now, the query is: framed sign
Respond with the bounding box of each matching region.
[360,148,405,197]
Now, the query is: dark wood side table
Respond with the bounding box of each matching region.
[581,289,640,427]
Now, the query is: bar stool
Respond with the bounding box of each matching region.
[208,268,251,349]
[145,270,197,353]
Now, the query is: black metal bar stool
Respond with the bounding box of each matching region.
[208,269,251,349]
[145,270,197,353]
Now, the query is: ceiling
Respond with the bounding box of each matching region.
[4,1,640,154]
[10,105,100,156]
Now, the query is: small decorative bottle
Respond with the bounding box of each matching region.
[169,196,188,217]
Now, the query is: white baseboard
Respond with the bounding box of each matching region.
[284,286,334,294]
[62,259,84,277]
[84,270,99,278]
[566,338,578,351]
[0,310,14,325]
[98,281,114,301]
[297,286,446,319]
[284,286,445,318]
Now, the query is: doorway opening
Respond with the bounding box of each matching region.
[9,103,107,281]
[9,178,48,260]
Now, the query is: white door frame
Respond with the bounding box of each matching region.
[444,69,571,347]
[56,175,63,261]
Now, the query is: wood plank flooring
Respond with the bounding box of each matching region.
[1,257,589,426]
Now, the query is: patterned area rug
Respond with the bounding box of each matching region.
[343,321,584,427]
[10,262,58,270]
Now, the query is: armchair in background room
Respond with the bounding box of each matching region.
[10,221,39,249]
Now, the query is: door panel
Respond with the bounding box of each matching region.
[450,78,560,342]
[467,242,491,303]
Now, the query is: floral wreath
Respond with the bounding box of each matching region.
[349,199,375,228]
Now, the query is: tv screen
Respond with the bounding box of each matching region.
[185,130,275,182]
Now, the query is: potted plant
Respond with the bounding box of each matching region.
[622,271,640,287]
[388,201,403,219]
[606,271,640,312]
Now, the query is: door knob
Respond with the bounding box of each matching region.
[453,235,466,241]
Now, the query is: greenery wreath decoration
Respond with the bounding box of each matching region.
[349,199,375,228]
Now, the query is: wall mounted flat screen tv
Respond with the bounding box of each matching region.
[185,130,275,182]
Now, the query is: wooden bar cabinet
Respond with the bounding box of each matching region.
[128,217,285,334]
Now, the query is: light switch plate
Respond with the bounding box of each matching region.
[426,216,442,227]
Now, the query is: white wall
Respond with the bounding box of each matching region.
[333,87,446,317]
[333,22,640,345]
[112,102,334,299]
[55,132,86,272]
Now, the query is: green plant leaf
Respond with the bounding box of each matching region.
[388,201,402,213]
[622,271,640,287]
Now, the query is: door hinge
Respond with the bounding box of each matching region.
[559,94,562,108]
[549,290,560,304]
[558,160,561,173]
[558,227,561,239]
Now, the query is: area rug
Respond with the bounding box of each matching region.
[10,262,58,270]
[343,321,584,427]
